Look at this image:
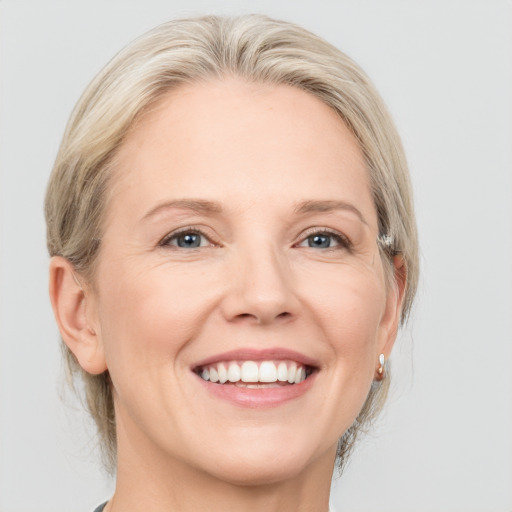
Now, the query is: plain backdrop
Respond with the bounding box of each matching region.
[0,1,511,511]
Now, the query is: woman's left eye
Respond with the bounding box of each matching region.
[161,230,211,249]
[297,231,349,250]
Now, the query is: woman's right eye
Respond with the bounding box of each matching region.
[160,230,211,249]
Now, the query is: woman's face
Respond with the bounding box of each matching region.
[87,78,400,484]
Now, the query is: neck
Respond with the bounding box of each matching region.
[106,417,336,512]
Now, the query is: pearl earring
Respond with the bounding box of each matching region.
[377,353,385,376]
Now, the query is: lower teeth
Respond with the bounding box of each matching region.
[234,382,290,389]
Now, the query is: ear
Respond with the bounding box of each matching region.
[49,256,107,375]
[377,254,407,359]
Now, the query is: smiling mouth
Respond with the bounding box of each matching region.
[194,360,314,387]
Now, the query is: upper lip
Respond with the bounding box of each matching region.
[192,348,319,369]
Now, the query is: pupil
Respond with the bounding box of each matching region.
[309,234,330,248]
[178,233,200,248]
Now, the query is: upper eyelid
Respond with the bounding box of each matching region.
[296,227,352,246]
[159,226,219,247]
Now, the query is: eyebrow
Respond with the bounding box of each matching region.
[294,200,368,226]
[142,199,222,221]
[141,198,368,225]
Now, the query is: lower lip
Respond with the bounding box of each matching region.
[195,373,316,408]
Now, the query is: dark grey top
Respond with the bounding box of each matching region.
[93,500,335,511]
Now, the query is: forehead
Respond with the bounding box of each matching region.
[109,77,376,226]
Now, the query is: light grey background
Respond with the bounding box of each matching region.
[1,1,511,511]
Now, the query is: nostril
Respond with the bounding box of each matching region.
[231,311,292,324]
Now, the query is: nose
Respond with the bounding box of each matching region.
[220,243,299,326]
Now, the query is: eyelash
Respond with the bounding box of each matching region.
[159,227,218,249]
[159,226,352,252]
[295,228,352,251]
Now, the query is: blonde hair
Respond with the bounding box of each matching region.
[45,14,418,473]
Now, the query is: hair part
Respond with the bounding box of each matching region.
[45,13,418,473]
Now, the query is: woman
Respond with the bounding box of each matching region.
[45,14,418,512]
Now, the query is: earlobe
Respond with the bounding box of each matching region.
[49,256,107,375]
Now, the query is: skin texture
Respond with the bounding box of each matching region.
[49,78,404,512]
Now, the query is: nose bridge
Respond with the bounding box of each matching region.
[222,234,297,324]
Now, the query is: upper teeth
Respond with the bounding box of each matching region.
[199,360,308,384]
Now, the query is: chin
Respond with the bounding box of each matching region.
[203,456,312,487]
[191,431,334,487]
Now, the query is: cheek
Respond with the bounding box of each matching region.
[299,266,386,402]
[301,265,386,342]
[96,260,218,369]
[93,263,215,425]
